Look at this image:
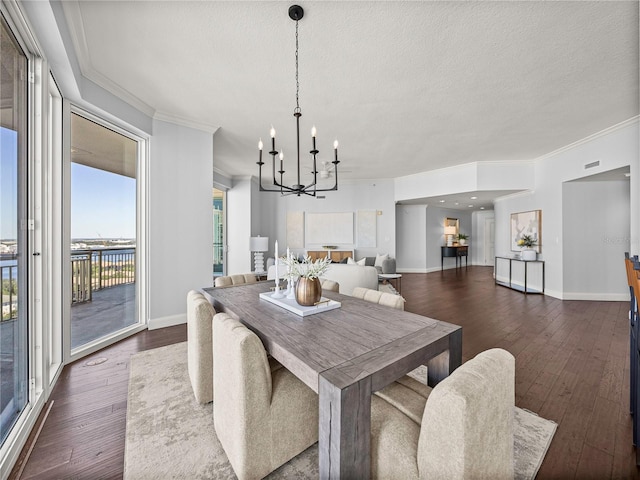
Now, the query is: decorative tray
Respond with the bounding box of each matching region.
[259,291,341,317]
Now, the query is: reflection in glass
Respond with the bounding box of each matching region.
[0,14,28,447]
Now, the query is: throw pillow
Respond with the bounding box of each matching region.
[356,258,366,266]
[347,257,356,265]
[340,257,349,264]
[374,253,389,267]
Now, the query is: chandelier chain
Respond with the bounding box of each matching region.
[295,19,300,111]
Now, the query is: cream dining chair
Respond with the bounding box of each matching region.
[186,290,216,404]
[212,312,318,480]
[352,286,405,310]
[214,273,258,287]
[370,348,515,480]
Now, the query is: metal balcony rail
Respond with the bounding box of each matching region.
[71,248,136,305]
[1,258,18,321]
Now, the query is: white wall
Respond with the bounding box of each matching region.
[148,120,214,328]
[226,177,252,274]
[472,210,496,265]
[394,161,535,203]
[262,179,397,260]
[494,119,639,299]
[562,179,630,299]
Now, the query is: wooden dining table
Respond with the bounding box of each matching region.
[203,282,462,479]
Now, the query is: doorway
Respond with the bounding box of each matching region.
[69,112,139,350]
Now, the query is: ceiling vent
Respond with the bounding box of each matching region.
[584,160,600,169]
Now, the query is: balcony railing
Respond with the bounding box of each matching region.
[1,256,18,321]
[71,248,136,305]
[1,248,137,318]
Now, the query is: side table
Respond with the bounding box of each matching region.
[378,273,402,295]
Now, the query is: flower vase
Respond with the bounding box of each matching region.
[295,277,322,306]
[521,248,537,261]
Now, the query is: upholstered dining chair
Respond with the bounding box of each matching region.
[320,278,339,292]
[214,273,258,287]
[186,290,216,404]
[370,348,515,480]
[212,312,319,480]
[352,286,405,310]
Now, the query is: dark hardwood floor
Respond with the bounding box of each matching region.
[9,266,639,479]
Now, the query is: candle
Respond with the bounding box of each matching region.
[287,247,291,276]
[311,126,317,151]
[279,151,284,172]
[258,138,263,163]
[270,126,276,152]
[275,240,279,280]
[334,139,339,162]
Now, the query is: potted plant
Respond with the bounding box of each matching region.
[284,255,331,306]
[517,234,537,261]
[457,233,469,246]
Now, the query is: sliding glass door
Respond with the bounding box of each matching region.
[70,112,138,350]
[213,188,225,277]
[0,13,28,446]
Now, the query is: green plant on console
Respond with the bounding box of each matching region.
[517,234,536,248]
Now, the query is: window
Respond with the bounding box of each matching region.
[0,11,28,447]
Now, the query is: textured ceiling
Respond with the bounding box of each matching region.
[62,1,639,188]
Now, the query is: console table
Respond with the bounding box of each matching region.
[307,250,353,262]
[441,245,468,270]
[494,256,545,294]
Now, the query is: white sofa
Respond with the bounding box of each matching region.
[323,264,379,295]
[267,263,378,296]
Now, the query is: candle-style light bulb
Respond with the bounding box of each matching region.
[279,151,284,161]
[258,138,263,150]
[334,139,339,149]
[311,126,317,137]
[270,126,276,138]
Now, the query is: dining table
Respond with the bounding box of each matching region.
[202,282,462,479]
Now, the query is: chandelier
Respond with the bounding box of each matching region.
[257,4,339,197]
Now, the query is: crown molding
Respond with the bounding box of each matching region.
[213,166,231,178]
[535,116,639,162]
[153,111,219,134]
[61,0,156,117]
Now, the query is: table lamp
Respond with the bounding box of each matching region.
[444,226,457,246]
[250,236,269,274]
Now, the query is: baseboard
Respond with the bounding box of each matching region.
[148,313,186,330]
[561,292,628,301]
[397,265,467,274]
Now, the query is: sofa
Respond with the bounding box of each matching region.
[322,264,379,296]
[267,263,379,296]
[346,254,396,274]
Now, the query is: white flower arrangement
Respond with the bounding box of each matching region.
[283,255,331,280]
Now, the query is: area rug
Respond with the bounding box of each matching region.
[124,342,557,480]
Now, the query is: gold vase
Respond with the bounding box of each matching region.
[295,277,322,306]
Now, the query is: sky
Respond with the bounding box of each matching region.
[1,126,136,241]
[71,162,136,239]
[1,127,18,240]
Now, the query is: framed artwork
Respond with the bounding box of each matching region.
[510,210,542,253]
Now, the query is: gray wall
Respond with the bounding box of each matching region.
[396,204,472,272]
[149,120,214,327]
[562,179,630,298]
[396,205,427,271]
